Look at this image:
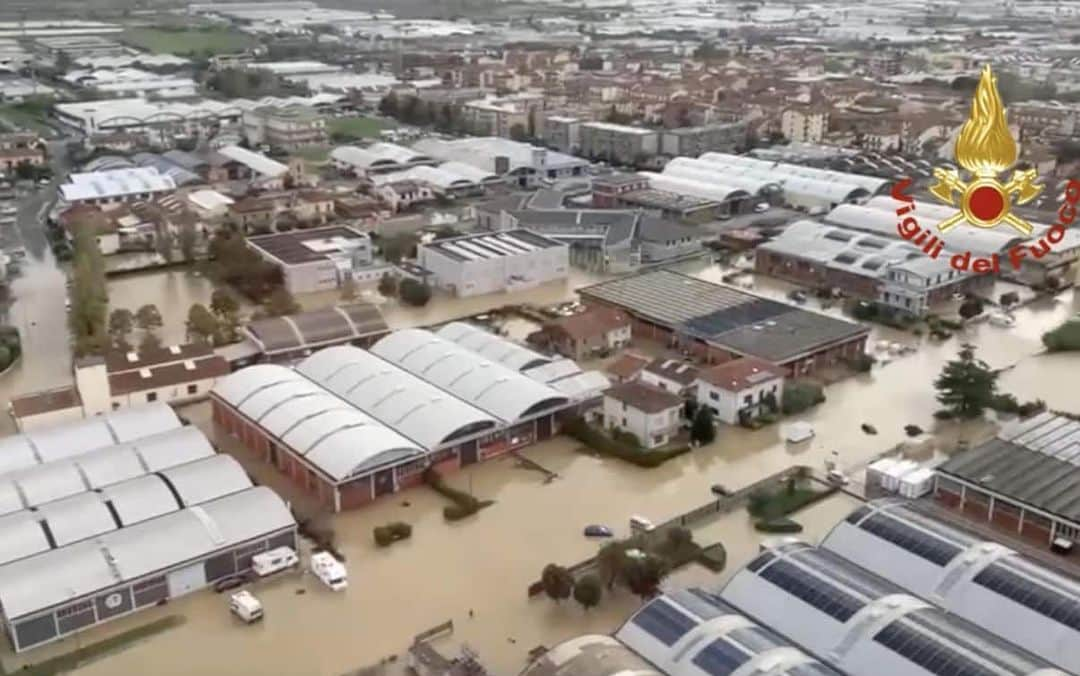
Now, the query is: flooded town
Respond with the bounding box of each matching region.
[1,0,1080,675]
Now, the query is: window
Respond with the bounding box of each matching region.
[743,394,752,405]
[111,402,120,411]
[146,392,157,402]
[187,384,198,395]
[709,391,719,401]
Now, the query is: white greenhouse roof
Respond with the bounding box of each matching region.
[721,541,1066,676]
[216,144,288,178]
[330,145,395,171]
[0,486,294,620]
[0,512,50,567]
[438,161,500,183]
[436,321,551,371]
[295,346,498,450]
[825,500,1080,671]
[0,426,214,516]
[212,364,427,480]
[825,203,1022,255]
[372,165,474,190]
[0,403,181,476]
[640,171,747,203]
[59,167,176,202]
[661,158,780,196]
[699,152,889,194]
[371,329,570,423]
[367,141,431,165]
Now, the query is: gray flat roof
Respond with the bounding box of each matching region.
[938,412,1080,523]
[578,270,868,363]
[422,228,564,263]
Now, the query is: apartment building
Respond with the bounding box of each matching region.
[781,105,829,144]
[242,105,327,150]
[660,121,747,157]
[542,115,582,153]
[462,94,544,138]
[579,122,659,165]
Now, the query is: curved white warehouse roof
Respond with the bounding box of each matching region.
[0,426,215,516]
[616,587,839,675]
[436,321,552,371]
[662,158,780,196]
[823,500,1080,671]
[640,172,750,203]
[438,161,500,184]
[0,486,294,621]
[330,145,396,171]
[0,403,181,476]
[699,152,890,194]
[720,541,1065,676]
[371,329,570,423]
[825,203,1023,255]
[212,364,426,481]
[295,346,499,450]
[366,141,433,165]
[0,455,252,566]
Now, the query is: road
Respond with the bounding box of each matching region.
[0,138,77,431]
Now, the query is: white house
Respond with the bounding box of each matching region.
[640,358,700,398]
[695,357,785,425]
[375,180,435,213]
[602,381,683,449]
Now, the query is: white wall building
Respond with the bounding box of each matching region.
[417,229,569,298]
[247,225,383,295]
[58,167,176,206]
[602,381,682,449]
[781,107,829,143]
[695,357,785,425]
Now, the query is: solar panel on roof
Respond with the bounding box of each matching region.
[757,559,863,622]
[858,513,961,566]
[973,565,1080,632]
[630,598,697,646]
[873,621,998,676]
[691,638,751,675]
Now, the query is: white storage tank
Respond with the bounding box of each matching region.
[865,458,899,489]
[898,467,935,498]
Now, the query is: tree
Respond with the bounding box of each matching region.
[958,297,984,320]
[139,330,162,352]
[179,224,198,262]
[155,229,175,263]
[623,554,665,600]
[573,574,602,611]
[107,308,135,350]
[596,541,627,589]
[135,304,163,334]
[509,123,527,141]
[264,286,300,317]
[210,288,239,320]
[398,278,432,306]
[340,275,357,302]
[540,564,574,603]
[682,398,698,420]
[379,91,399,118]
[377,272,398,297]
[527,107,537,138]
[380,233,418,263]
[934,344,998,419]
[186,303,219,346]
[691,406,716,444]
[68,228,109,357]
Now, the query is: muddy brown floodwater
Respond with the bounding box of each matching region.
[4,262,1080,676]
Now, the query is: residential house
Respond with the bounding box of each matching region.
[535,306,631,360]
[375,180,435,213]
[57,204,121,255]
[0,132,45,174]
[602,381,683,449]
[640,358,699,398]
[606,352,650,384]
[695,357,785,425]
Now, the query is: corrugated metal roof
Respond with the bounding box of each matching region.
[36,492,117,547]
[436,321,551,372]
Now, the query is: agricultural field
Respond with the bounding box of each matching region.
[120,27,257,57]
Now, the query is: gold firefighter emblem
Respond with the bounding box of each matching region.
[929,64,1042,235]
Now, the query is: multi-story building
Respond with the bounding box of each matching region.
[695,357,785,425]
[462,94,544,138]
[0,133,45,175]
[602,381,683,449]
[1011,101,1078,138]
[418,229,569,298]
[660,121,748,157]
[579,122,659,165]
[542,115,582,154]
[781,105,829,143]
[242,105,327,150]
[247,226,384,294]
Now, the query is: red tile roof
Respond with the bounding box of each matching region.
[698,357,785,392]
[604,381,682,414]
[108,356,229,396]
[550,306,630,342]
[10,386,82,418]
[607,353,650,380]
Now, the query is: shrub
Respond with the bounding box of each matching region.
[933,409,955,420]
[373,521,413,547]
[990,393,1020,414]
[904,424,924,437]
[851,301,876,321]
[697,543,727,572]
[781,381,825,415]
[1018,399,1047,418]
[845,353,875,373]
[754,517,804,533]
[563,416,689,468]
[423,467,492,521]
[1043,318,1080,351]
[398,278,432,306]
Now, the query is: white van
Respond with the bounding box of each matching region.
[310,551,348,591]
[629,515,656,532]
[252,546,298,577]
[229,590,263,623]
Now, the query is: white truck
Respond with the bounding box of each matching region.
[229,590,263,623]
[252,546,298,577]
[310,551,348,591]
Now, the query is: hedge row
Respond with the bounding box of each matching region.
[563,416,689,468]
[423,467,494,521]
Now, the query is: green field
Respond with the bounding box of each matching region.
[0,104,52,136]
[328,116,396,141]
[120,27,256,56]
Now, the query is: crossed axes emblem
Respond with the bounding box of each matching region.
[929,167,1042,235]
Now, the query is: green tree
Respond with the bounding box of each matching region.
[377,272,398,297]
[380,233,418,263]
[573,574,602,611]
[179,225,198,262]
[68,227,109,357]
[781,381,825,414]
[135,304,163,335]
[107,308,135,350]
[398,278,432,307]
[958,297,984,321]
[378,90,399,118]
[210,288,239,320]
[139,330,162,352]
[264,286,300,317]
[540,564,574,603]
[683,398,698,420]
[691,406,716,444]
[186,303,219,346]
[623,554,665,600]
[596,541,627,589]
[509,123,527,141]
[934,344,998,419]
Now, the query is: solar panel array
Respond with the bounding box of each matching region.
[757,559,864,622]
[691,638,751,675]
[630,597,697,646]
[999,413,1080,466]
[857,513,963,566]
[973,565,1080,631]
[873,621,998,676]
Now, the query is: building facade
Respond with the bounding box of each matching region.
[242,105,327,150]
[418,229,569,298]
[602,381,682,449]
[579,122,659,165]
[781,106,829,144]
[660,121,747,157]
[695,357,785,425]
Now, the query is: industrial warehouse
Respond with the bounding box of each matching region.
[211,325,602,510]
[0,406,297,652]
[577,269,870,376]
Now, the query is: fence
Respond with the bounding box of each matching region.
[526,466,810,597]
